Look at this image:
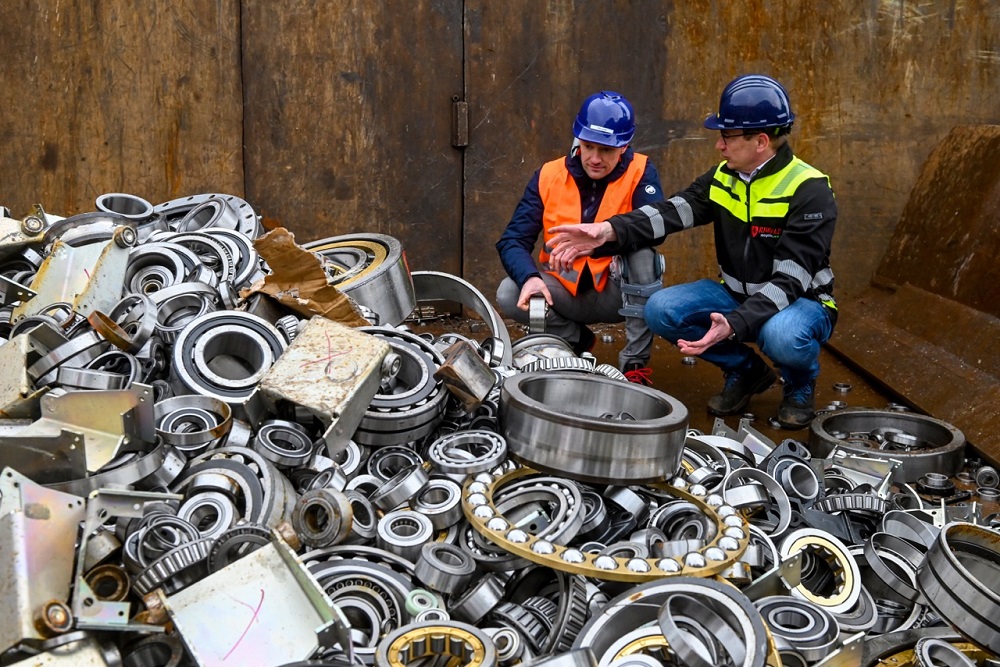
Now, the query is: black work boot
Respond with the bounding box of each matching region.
[777,381,816,429]
[571,325,596,356]
[707,357,777,416]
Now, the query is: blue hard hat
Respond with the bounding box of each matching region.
[572,91,636,147]
[703,75,795,132]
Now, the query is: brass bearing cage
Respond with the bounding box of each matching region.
[308,238,389,287]
[778,528,860,614]
[461,468,750,582]
[375,620,496,667]
[873,642,987,667]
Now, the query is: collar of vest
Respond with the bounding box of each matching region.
[566,146,636,184]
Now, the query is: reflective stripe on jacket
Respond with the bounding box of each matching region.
[538,153,648,296]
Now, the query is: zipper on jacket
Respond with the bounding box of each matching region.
[741,180,752,296]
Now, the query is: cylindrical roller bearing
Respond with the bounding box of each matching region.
[450,574,507,624]
[253,419,315,468]
[754,596,839,663]
[373,620,496,667]
[171,310,286,405]
[779,528,861,614]
[500,372,688,484]
[410,478,463,529]
[370,463,430,512]
[376,509,435,562]
[177,491,237,541]
[427,430,508,475]
[340,490,378,545]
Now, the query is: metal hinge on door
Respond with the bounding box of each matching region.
[452,96,468,148]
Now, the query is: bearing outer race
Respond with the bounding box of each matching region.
[414,542,476,594]
[916,521,1000,653]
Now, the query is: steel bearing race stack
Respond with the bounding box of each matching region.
[916,521,1000,653]
[500,372,688,484]
[355,326,449,447]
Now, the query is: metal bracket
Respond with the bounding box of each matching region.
[742,549,803,601]
[71,487,182,632]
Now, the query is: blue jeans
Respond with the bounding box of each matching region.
[644,279,833,388]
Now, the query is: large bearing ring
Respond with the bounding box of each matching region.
[810,409,965,482]
[500,372,688,484]
[916,521,1000,653]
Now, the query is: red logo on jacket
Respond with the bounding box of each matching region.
[751,225,782,239]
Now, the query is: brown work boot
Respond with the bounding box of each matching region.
[707,358,776,416]
[777,381,816,429]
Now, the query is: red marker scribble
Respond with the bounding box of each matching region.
[84,268,91,279]
[299,329,353,374]
[223,588,265,660]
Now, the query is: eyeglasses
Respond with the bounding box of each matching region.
[719,130,761,145]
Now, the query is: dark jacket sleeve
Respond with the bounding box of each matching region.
[631,160,665,209]
[496,170,545,289]
[724,177,837,340]
[596,166,717,256]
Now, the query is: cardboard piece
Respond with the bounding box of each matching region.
[242,227,369,327]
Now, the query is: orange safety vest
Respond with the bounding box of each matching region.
[538,154,648,296]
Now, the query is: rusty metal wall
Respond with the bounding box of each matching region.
[1,1,999,298]
[0,1,243,215]
[241,0,465,274]
[466,0,1000,298]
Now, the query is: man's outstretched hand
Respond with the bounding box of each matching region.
[677,312,734,356]
[547,221,617,273]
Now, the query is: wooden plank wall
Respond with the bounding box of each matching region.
[1,1,999,300]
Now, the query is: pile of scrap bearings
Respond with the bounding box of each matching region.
[0,193,997,667]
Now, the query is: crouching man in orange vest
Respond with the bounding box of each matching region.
[495,91,665,385]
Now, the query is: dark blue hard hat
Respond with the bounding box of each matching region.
[703,75,795,132]
[572,91,636,147]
